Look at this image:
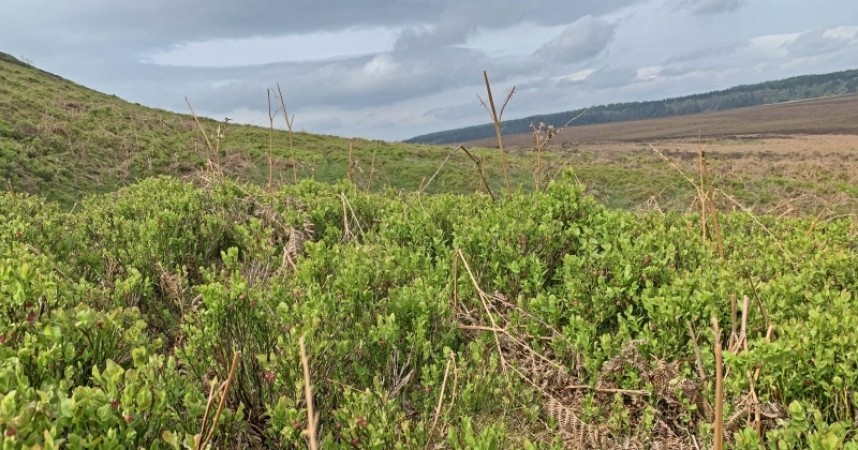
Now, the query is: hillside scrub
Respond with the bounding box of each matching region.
[1,174,857,449]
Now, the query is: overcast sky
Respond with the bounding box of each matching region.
[3,0,857,140]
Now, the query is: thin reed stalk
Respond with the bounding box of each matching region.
[275,83,298,184]
[479,71,514,195]
[367,148,377,191]
[347,141,355,183]
[267,89,276,192]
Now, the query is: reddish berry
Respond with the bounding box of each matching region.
[27,311,36,324]
[351,438,360,446]
[111,399,120,409]
[356,417,368,428]
[264,371,276,383]
[124,414,133,424]
[5,427,16,438]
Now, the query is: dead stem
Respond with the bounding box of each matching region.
[686,320,707,382]
[367,148,377,191]
[300,337,319,450]
[267,89,275,192]
[712,316,724,450]
[458,145,497,201]
[275,83,298,184]
[480,71,513,195]
[419,147,457,194]
[197,351,241,450]
[427,352,456,449]
[455,249,510,382]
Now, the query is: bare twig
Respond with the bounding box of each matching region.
[276,83,298,184]
[196,378,219,447]
[712,316,724,450]
[185,97,214,152]
[419,147,457,194]
[300,337,319,450]
[267,89,275,191]
[686,321,706,382]
[427,352,456,449]
[747,276,770,331]
[729,293,738,349]
[367,148,377,191]
[458,146,496,201]
[455,250,509,382]
[740,295,750,352]
[562,385,650,396]
[347,141,355,183]
[198,351,241,450]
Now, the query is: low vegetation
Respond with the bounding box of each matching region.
[2,174,857,448]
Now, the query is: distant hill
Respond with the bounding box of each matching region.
[463,94,858,148]
[406,69,858,144]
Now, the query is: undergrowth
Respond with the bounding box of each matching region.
[1,173,857,449]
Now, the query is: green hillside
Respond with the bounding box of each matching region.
[407,69,858,144]
[0,52,549,206]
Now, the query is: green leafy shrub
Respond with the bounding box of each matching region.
[2,175,858,448]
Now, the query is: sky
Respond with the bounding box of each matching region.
[2,0,858,141]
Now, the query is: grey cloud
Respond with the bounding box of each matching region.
[534,16,617,64]
[782,28,858,58]
[4,0,642,52]
[148,47,495,114]
[426,103,485,121]
[584,66,639,89]
[555,66,639,89]
[672,0,747,15]
[392,1,641,54]
[665,42,747,64]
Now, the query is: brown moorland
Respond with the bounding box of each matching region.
[464,93,858,147]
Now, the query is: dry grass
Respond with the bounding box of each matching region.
[523,134,858,216]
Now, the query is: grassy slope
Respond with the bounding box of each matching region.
[0,52,560,207]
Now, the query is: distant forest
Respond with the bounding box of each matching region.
[406,69,858,144]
